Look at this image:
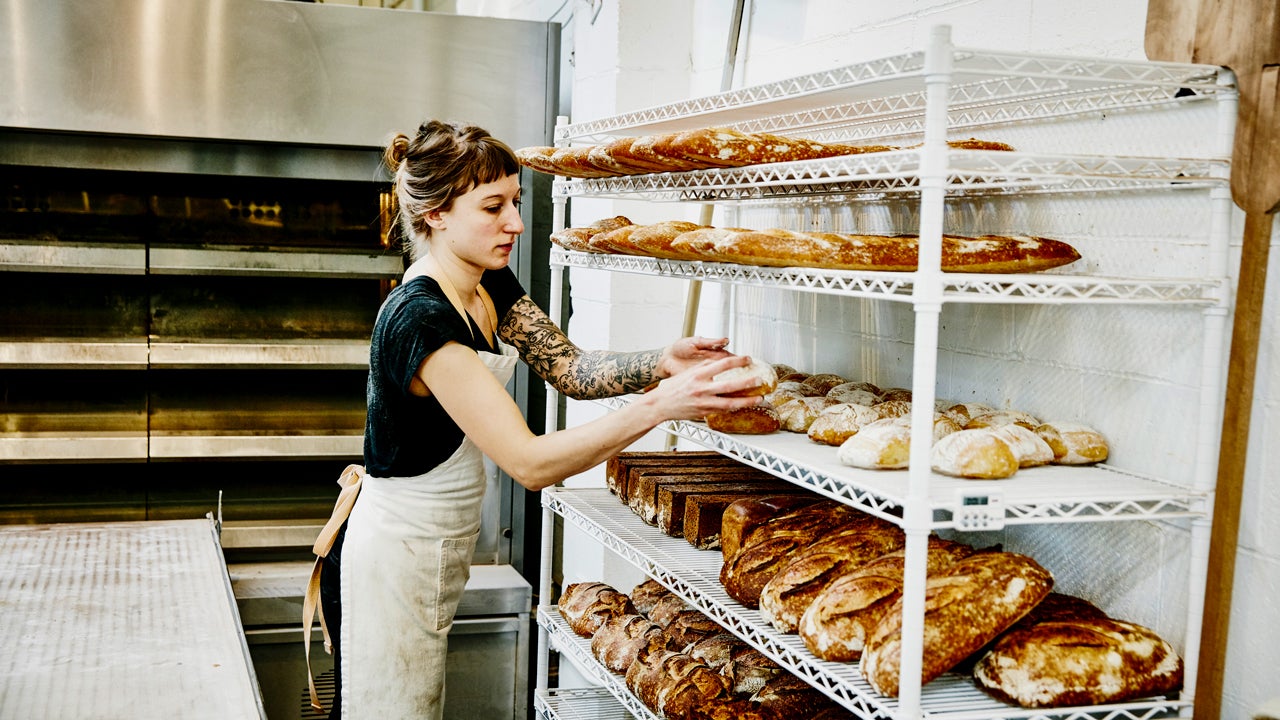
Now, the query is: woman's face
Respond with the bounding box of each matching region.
[430,173,523,270]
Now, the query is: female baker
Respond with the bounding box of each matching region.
[318,120,766,719]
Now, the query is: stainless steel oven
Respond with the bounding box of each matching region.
[0,1,558,716]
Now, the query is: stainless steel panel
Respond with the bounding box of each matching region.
[149,434,364,460]
[0,519,265,719]
[148,341,370,370]
[0,0,556,151]
[148,246,403,279]
[0,240,145,274]
[0,432,148,462]
[0,341,149,369]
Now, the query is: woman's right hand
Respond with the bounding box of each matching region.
[642,354,766,421]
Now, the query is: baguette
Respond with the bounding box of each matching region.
[549,215,634,253]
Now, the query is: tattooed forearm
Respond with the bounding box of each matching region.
[501,296,662,400]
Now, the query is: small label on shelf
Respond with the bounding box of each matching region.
[953,490,1005,531]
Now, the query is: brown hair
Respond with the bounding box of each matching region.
[383,120,520,259]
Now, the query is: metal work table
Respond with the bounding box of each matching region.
[0,518,264,719]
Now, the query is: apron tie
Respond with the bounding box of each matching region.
[304,463,365,712]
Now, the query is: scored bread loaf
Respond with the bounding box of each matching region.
[758,524,907,633]
[826,384,880,406]
[631,577,675,617]
[930,428,1020,479]
[653,654,734,720]
[797,537,975,661]
[719,495,824,564]
[591,613,677,673]
[685,633,747,670]
[964,409,1041,430]
[1033,421,1109,465]
[665,609,724,650]
[689,698,782,720]
[624,648,681,711]
[549,145,615,178]
[861,551,1055,697]
[621,135,710,174]
[648,593,694,627]
[549,215,634,253]
[973,615,1183,708]
[721,646,784,695]
[721,504,878,608]
[558,581,637,638]
[807,402,881,446]
[749,674,843,717]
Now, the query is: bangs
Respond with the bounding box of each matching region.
[453,138,520,198]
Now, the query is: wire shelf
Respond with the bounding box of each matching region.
[591,397,1205,531]
[539,608,660,720]
[550,249,1226,307]
[543,488,1190,720]
[534,687,635,720]
[555,49,1230,142]
[550,151,1227,202]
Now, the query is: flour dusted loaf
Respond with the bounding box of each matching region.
[591,613,677,673]
[558,581,637,637]
[861,551,1054,697]
[797,537,975,661]
[930,427,1020,479]
[991,424,1054,467]
[758,523,906,633]
[713,357,778,398]
[973,615,1183,707]
[806,402,881,446]
[1033,421,1109,465]
[837,417,912,470]
[776,396,841,432]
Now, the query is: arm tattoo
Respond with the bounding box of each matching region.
[500,296,661,400]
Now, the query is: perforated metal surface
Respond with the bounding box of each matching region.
[542,489,1188,720]
[535,686,636,720]
[0,519,263,720]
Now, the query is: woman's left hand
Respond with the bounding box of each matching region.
[656,336,735,379]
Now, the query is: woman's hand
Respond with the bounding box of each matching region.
[643,354,766,422]
[655,336,735,379]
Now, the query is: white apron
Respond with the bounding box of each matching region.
[340,340,518,719]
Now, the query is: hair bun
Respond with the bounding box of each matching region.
[384,133,411,172]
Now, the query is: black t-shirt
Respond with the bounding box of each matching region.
[363,265,526,477]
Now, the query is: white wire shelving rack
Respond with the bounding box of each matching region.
[538,24,1237,720]
[541,487,1189,720]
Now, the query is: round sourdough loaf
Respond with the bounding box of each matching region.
[930,427,1019,479]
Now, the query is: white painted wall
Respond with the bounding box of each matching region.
[466,0,1278,716]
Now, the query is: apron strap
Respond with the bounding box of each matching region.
[304,463,365,712]
[408,254,498,350]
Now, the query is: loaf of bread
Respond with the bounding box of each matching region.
[592,220,707,256]
[721,504,874,608]
[683,490,809,550]
[648,593,694,627]
[797,373,848,395]
[558,581,637,638]
[631,577,675,616]
[685,633,746,670]
[825,383,880,406]
[619,135,710,174]
[591,613,676,673]
[930,428,1020,479]
[689,698,782,720]
[861,551,1055,697]
[749,675,843,717]
[775,396,841,433]
[624,649,681,711]
[797,537,975,661]
[941,402,996,426]
[806,402,881,446]
[513,145,560,174]
[549,145,615,178]
[973,615,1183,707]
[606,449,735,496]
[630,466,773,524]
[836,417,912,470]
[758,525,906,633]
[712,357,778,398]
[990,424,1054,467]
[870,399,912,420]
[549,215,634,253]
[1033,421,1109,465]
[657,480,797,537]
[720,646,783,695]
[650,127,852,169]
[964,409,1041,430]
[666,609,724,650]
[653,654,735,720]
[587,137,675,175]
[715,495,819,562]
